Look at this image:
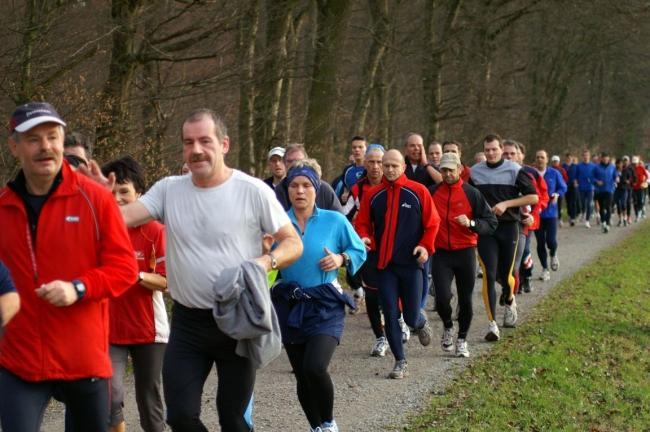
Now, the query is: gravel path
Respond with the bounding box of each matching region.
[41,219,643,431]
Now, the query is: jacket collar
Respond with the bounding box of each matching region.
[382,173,408,188]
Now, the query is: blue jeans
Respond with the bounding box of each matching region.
[579,189,594,220]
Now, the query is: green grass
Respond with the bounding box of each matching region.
[407,224,650,432]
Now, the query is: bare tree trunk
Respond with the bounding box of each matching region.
[237,0,261,175]
[349,0,391,137]
[304,0,352,175]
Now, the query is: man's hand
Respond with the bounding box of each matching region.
[361,237,372,251]
[319,247,344,272]
[522,214,534,226]
[78,160,116,190]
[413,245,428,264]
[35,280,78,307]
[419,144,428,166]
[492,201,509,216]
[454,214,471,227]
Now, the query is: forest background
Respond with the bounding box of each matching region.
[1,0,649,185]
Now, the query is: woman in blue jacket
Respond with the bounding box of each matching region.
[272,160,366,432]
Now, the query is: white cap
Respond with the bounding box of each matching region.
[551,155,560,162]
[267,147,285,160]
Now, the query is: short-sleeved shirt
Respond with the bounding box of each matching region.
[140,170,290,309]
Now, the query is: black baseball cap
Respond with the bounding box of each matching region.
[9,102,66,134]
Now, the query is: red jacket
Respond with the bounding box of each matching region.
[355,174,440,269]
[429,179,497,250]
[0,162,138,381]
[522,166,549,233]
[633,165,648,190]
[110,221,168,345]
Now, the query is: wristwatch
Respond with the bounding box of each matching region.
[267,252,278,270]
[340,252,351,267]
[71,279,86,301]
[469,219,476,228]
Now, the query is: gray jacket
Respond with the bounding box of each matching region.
[212,260,282,369]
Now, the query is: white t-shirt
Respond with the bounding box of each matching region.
[140,170,290,309]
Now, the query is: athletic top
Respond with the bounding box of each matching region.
[633,165,648,190]
[593,163,617,194]
[0,261,16,295]
[429,179,497,250]
[140,170,290,309]
[563,162,578,186]
[280,207,366,289]
[355,174,440,269]
[342,164,366,190]
[576,162,597,191]
[109,221,169,345]
[469,159,537,223]
[539,167,567,219]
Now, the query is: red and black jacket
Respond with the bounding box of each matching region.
[429,179,497,251]
[355,174,440,269]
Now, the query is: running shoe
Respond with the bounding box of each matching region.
[389,359,408,379]
[570,219,575,226]
[417,319,432,347]
[585,221,591,228]
[540,269,551,281]
[371,336,388,357]
[550,255,559,271]
[485,320,500,342]
[310,428,322,432]
[456,338,470,358]
[441,327,454,352]
[399,316,410,343]
[349,288,364,315]
[602,223,609,234]
[320,420,339,432]
[503,297,518,328]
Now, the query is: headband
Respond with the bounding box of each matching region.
[287,166,320,192]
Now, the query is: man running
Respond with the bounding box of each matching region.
[355,149,440,379]
[263,147,286,190]
[575,149,597,228]
[593,152,617,233]
[429,153,497,357]
[534,150,567,281]
[470,134,538,341]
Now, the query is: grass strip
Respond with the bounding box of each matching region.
[407,224,650,432]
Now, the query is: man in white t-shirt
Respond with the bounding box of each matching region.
[111,109,303,431]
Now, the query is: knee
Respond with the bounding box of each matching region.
[303,363,329,382]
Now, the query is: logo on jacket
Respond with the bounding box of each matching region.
[401,202,412,209]
[135,251,145,261]
[65,216,80,223]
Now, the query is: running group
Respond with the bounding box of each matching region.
[0,101,647,432]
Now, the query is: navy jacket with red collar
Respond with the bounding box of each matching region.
[355,174,440,269]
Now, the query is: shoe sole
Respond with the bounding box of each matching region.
[485,331,500,342]
[418,334,431,347]
[441,344,454,352]
[503,322,517,328]
[389,371,408,379]
[456,352,470,358]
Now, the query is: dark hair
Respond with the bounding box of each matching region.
[442,140,462,152]
[483,133,502,148]
[101,155,146,194]
[351,135,367,143]
[182,108,227,141]
[65,153,87,168]
[64,131,92,154]
[600,151,609,158]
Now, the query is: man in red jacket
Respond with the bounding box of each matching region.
[0,102,138,432]
[355,149,440,379]
[429,153,497,358]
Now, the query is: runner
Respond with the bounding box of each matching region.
[442,140,472,182]
[470,134,538,341]
[631,156,648,222]
[427,140,442,168]
[563,153,581,226]
[355,149,440,378]
[534,150,567,282]
[263,147,286,190]
[593,152,617,233]
[0,102,138,432]
[97,109,304,431]
[550,155,568,226]
[429,153,497,357]
[575,149,597,228]
[101,156,169,432]
[271,159,366,432]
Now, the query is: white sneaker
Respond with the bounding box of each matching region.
[389,359,408,379]
[540,269,550,281]
[503,297,518,328]
[456,338,470,357]
[320,420,338,432]
[485,320,500,342]
[371,336,388,357]
[310,427,322,432]
[441,327,454,352]
[399,316,410,343]
[550,255,559,271]
[585,221,591,228]
[349,288,364,315]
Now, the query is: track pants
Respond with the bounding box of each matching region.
[163,302,255,432]
[378,263,426,361]
[285,335,338,429]
[566,185,581,220]
[633,189,646,217]
[579,189,594,221]
[597,192,613,226]
[477,221,519,322]
[431,248,476,339]
[535,217,558,270]
[0,368,109,432]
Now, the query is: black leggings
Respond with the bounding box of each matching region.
[163,302,255,432]
[363,286,384,339]
[597,192,613,225]
[284,335,338,429]
[477,222,519,322]
[431,248,476,339]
